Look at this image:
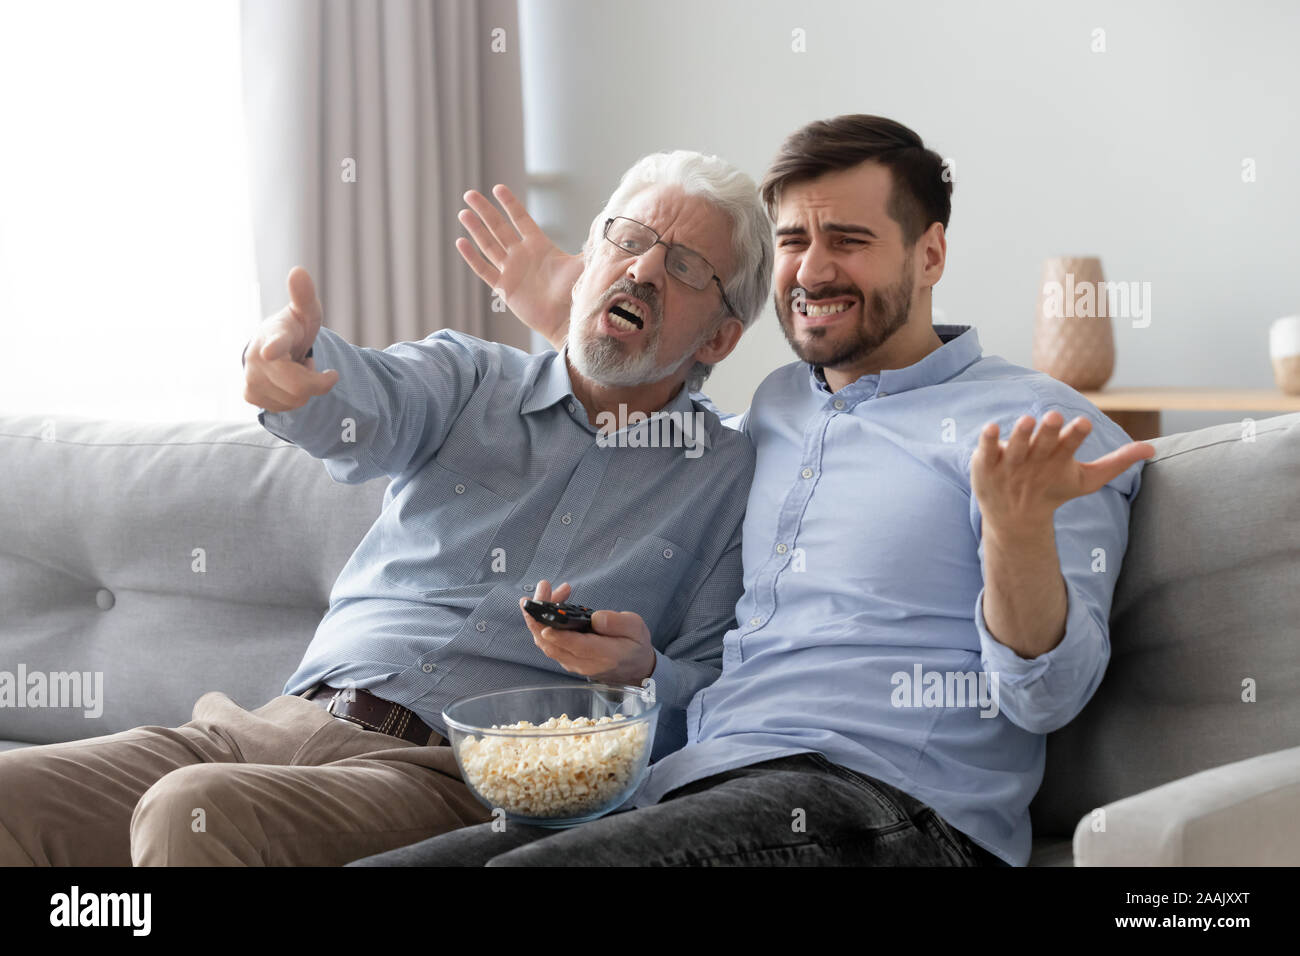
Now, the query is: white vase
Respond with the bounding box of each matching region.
[1270,316,1300,396]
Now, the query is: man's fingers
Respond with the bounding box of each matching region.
[457,207,508,268]
[261,351,338,399]
[287,266,323,332]
[244,365,300,411]
[455,238,502,289]
[492,184,542,239]
[313,367,340,394]
[536,627,603,664]
[516,603,596,673]
[590,609,643,640]
[519,598,545,639]
[1078,442,1156,495]
[534,634,594,675]
[974,422,1002,469]
[258,313,298,362]
[463,188,521,247]
[1055,416,1092,458]
[1027,411,1064,460]
[1003,415,1035,466]
[552,582,572,603]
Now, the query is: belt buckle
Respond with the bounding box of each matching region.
[325,687,350,719]
[326,686,371,734]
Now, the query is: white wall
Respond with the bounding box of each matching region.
[519,0,1300,433]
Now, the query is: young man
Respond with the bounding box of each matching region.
[0,150,773,866]
[352,115,1154,868]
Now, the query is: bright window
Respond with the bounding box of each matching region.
[0,0,259,422]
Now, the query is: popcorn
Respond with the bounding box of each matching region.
[457,713,650,818]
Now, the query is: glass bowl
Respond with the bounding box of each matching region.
[443,682,659,828]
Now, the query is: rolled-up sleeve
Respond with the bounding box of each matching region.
[257,327,482,484]
[970,402,1145,735]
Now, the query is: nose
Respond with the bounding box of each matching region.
[794,239,836,292]
[625,241,669,299]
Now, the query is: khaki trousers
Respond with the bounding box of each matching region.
[0,690,492,866]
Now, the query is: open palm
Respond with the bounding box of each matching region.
[456,184,582,349]
[970,411,1156,528]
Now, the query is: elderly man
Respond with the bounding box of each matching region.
[351,114,1155,868]
[0,149,772,866]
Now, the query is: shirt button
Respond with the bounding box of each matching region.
[749,616,762,627]
[476,621,487,632]
[421,663,434,673]
[567,402,576,413]
[801,467,813,479]
[522,584,534,592]
[878,390,888,397]
[561,513,572,525]
[454,483,466,494]
[663,548,673,559]
[833,399,846,410]
[776,543,788,554]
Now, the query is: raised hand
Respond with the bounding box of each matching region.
[970,411,1156,529]
[519,579,656,685]
[456,184,583,350]
[242,266,339,412]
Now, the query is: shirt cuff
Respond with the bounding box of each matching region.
[973,575,1103,684]
[646,647,684,712]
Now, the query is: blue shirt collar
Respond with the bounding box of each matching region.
[522,343,710,448]
[810,324,982,396]
[520,343,579,415]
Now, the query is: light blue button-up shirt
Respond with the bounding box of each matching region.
[259,326,755,759]
[638,325,1144,866]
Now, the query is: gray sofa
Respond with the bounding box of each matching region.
[2,410,1297,866]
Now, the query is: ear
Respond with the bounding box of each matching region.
[918,221,946,290]
[692,316,746,366]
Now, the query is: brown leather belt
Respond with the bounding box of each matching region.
[306,683,441,746]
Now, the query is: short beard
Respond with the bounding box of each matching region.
[568,279,712,388]
[775,249,915,370]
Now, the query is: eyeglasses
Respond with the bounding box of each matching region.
[602,216,738,318]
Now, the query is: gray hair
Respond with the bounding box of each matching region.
[580,150,773,392]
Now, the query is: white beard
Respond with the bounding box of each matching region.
[567,310,699,388]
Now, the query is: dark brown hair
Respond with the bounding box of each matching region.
[760,114,952,246]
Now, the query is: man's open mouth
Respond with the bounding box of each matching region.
[795,297,855,317]
[607,302,644,330]
[794,296,857,327]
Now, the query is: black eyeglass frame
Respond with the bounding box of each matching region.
[602,216,739,319]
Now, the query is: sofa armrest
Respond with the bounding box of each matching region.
[1072,745,1300,865]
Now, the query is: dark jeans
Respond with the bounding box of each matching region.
[347,752,1006,867]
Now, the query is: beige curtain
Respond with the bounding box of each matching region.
[240,0,529,350]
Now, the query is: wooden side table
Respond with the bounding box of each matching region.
[1076,388,1300,440]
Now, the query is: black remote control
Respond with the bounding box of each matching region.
[523,599,594,632]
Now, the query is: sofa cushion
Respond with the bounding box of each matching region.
[0,414,386,745]
[1031,411,1300,837]
[1028,837,1074,867]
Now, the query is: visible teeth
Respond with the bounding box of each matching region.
[805,301,852,317]
[607,299,645,331]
